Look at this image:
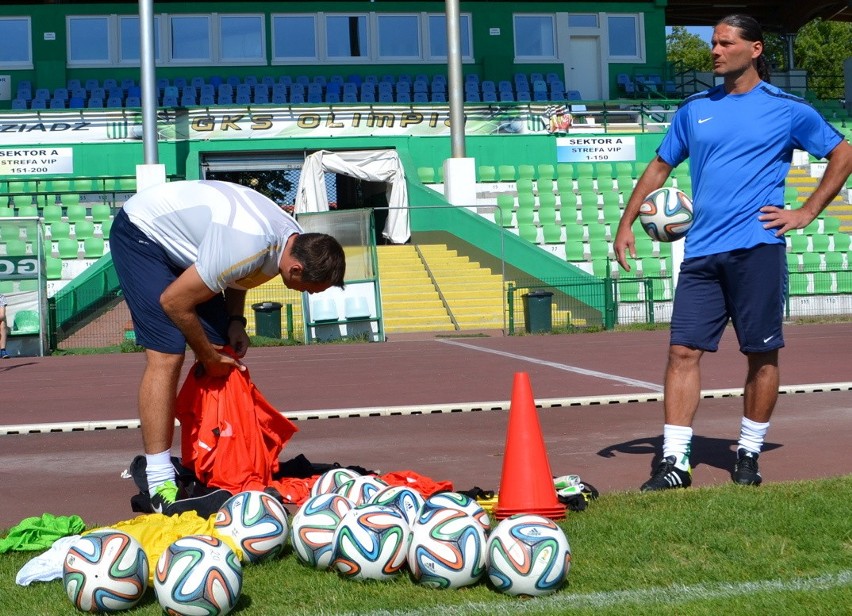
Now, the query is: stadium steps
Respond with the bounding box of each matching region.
[376,245,454,333]
[417,244,506,330]
[787,167,851,232]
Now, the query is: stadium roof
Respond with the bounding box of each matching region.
[23,1,852,35]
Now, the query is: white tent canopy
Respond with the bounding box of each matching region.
[294,149,410,244]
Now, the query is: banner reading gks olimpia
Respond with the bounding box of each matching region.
[0,104,582,144]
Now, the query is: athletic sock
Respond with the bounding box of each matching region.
[662,424,693,470]
[738,417,769,456]
[145,450,176,494]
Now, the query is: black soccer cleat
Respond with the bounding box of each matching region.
[732,449,762,486]
[640,455,692,492]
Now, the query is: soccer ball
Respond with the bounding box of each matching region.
[290,493,355,570]
[368,484,425,528]
[486,514,571,597]
[419,491,491,533]
[154,535,243,615]
[214,490,290,564]
[335,475,388,506]
[310,468,363,498]
[638,187,694,242]
[408,507,487,589]
[331,504,411,581]
[63,529,148,612]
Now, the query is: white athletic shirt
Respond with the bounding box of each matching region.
[123,180,303,293]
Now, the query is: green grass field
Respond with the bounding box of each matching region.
[2,476,850,615]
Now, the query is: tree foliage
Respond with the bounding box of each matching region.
[793,18,852,99]
[666,26,711,72]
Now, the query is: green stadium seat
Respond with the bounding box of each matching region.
[783,186,799,205]
[832,233,851,252]
[515,206,535,226]
[90,204,113,223]
[517,192,535,211]
[478,166,497,182]
[634,236,655,259]
[564,223,584,243]
[517,223,538,243]
[586,223,607,243]
[580,204,600,225]
[573,162,595,179]
[0,280,14,294]
[48,221,72,240]
[497,165,517,182]
[74,220,96,239]
[2,239,27,256]
[588,239,611,261]
[556,176,574,198]
[0,206,14,218]
[789,234,809,253]
[811,234,830,252]
[100,217,113,239]
[812,272,834,294]
[517,165,535,180]
[537,203,557,227]
[59,193,81,207]
[495,192,515,221]
[541,222,563,244]
[788,272,809,295]
[417,167,436,183]
[16,205,38,217]
[823,251,844,271]
[12,310,40,334]
[45,255,62,280]
[556,163,573,179]
[786,252,801,272]
[538,191,557,211]
[516,178,534,194]
[66,204,88,223]
[592,257,612,278]
[821,216,841,234]
[83,237,105,259]
[801,252,821,271]
[618,279,642,302]
[57,238,80,259]
[42,204,64,223]
[575,177,595,195]
[537,164,555,180]
[613,162,633,178]
[537,178,555,196]
[564,239,585,261]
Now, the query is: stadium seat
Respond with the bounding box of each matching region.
[2,239,27,256]
[83,237,105,259]
[497,165,516,182]
[812,272,834,294]
[496,194,515,227]
[57,238,80,259]
[517,223,539,243]
[811,234,831,253]
[12,310,40,334]
[831,233,851,252]
[417,167,435,184]
[65,205,88,223]
[478,166,497,183]
[100,217,113,240]
[45,255,62,280]
[541,222,563,244]
[821,216,841,234]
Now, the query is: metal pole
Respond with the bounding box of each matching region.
[138,0,158,164]
[445,0,465,158]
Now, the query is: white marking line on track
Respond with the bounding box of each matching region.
[348,570,852,616]
[437,338,664,392]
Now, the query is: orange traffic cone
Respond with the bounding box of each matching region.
[494,372,566,520]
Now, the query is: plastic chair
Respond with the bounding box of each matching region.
[48,221,71,240]
[57,238,80,259]
[311,298,341,342]
[497,165,516,182]
[417,167,435,184]
[45,255,62,280]
[496,194,515,227]
[83,237,105,259]
[65,205,88,223]
[2,239,27,256]
[74,220,96,240]
[42,204,63,223]
[13,310,40,334]
[478,166,497,182]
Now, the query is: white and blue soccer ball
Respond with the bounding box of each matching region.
[214,490,290,564]
[335,475,388,507]
[63,529,149,613]
[331,504,411,581]
[310,468,363,498]
[486,514,571,597]
[290,492,354,570]
[419,491,491,533]
[368,484,425,528]
[407,507,487,589]
[639,187,694,242]
[154,535,243,615]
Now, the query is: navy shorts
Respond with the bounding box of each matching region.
[110,209,228,354]
[670,243,787,354]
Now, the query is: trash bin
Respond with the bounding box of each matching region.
[251,302,283,338]
[523,291,553,334]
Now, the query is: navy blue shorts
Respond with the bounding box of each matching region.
[110,209,228,354]
[670,243,787,354]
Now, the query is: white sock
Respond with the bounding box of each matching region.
[662,424,693,470]
[145,450,175,493]
[738,417,769,456]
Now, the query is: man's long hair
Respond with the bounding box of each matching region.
[718,14,771,82]
[291,232,346,288]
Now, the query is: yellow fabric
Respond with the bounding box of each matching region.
[89,512,242,582]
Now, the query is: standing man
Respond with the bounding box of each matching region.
[614,14,852,491]
[111,180,346,514]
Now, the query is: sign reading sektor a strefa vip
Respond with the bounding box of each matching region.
[0,104,581,145]
[0,147,74,176]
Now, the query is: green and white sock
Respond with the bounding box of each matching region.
[663,424,693,470]
[145,450,175,494]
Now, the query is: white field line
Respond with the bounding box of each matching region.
[436,338,665,391]
[345,570,852,616]
[2,382,851,436]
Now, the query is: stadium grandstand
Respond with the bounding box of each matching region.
[0,1,850,356]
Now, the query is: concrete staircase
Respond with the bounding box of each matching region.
[787,167,852,232]
[376,244,506,333]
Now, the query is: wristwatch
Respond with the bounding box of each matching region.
[228,315,248,327]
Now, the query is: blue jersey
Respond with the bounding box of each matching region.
[657,82,843,258]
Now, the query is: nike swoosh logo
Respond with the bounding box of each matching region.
[698,117,713,124]
[151,501,164,514]
[763,335,775,343]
